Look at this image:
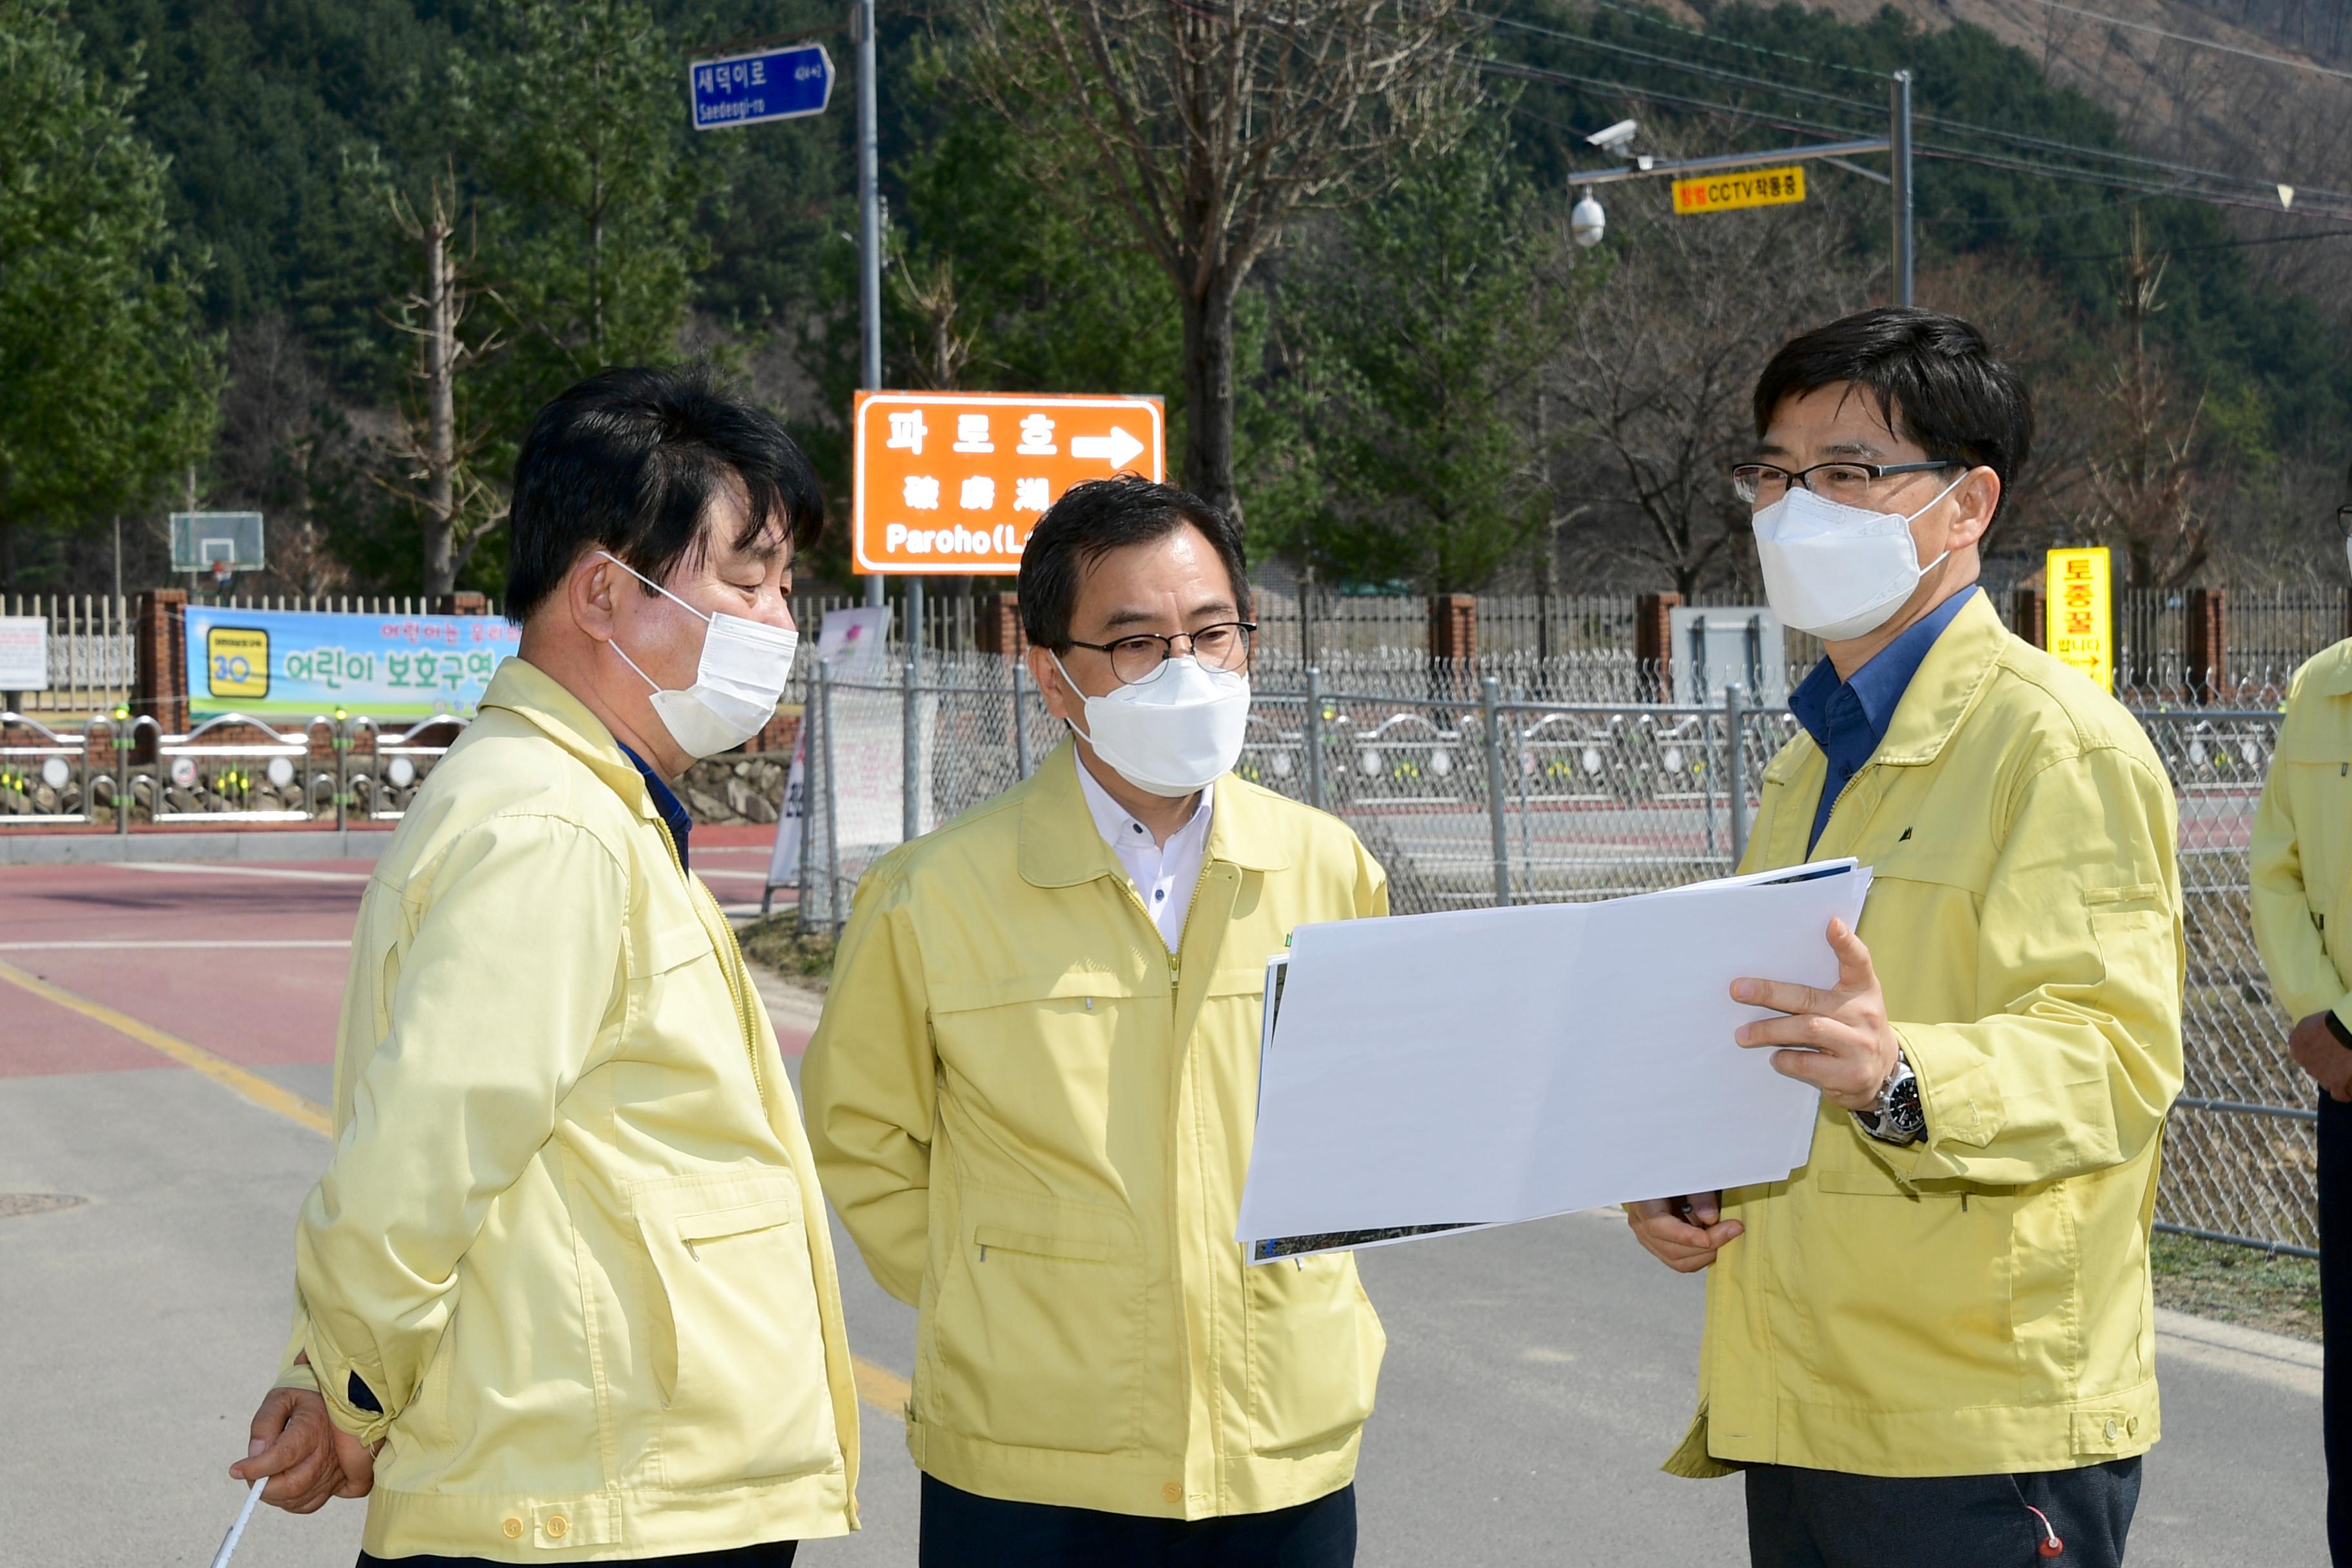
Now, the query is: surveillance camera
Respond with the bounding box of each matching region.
[1570,191,1607,248]
[1585,119,1638,152]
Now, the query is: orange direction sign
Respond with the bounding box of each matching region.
[852,391,1166,574]
[1672,165,1807,215]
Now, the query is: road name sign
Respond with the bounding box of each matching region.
[2046,546,2114,692]
[1672,165,1807,215]
[689,44,833,131]
[852,391,1166,575]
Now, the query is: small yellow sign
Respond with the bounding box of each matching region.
[204,625,271,701]
[1672,165,1807,215]
[2045,547,2113,692]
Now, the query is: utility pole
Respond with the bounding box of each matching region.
[856,0,888,616]
[1890,70,1914,308]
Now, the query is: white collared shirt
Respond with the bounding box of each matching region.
[1075,758,1213,954]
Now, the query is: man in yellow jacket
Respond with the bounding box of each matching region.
[1627,309,2184,1567]
[2250,476,2352,1565]
[803,476,1388,1567]
[228,366,861,1563]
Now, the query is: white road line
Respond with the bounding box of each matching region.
[0,940,350,951]
[110,863,371,883]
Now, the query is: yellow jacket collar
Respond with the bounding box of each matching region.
[1855,589,2009,770]
[2305,640,2352,698]
[1017,740,1291,888]
[478,656,660,823]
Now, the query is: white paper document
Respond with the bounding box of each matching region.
[1237,861,1872,1260]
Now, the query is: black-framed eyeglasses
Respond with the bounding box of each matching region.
[1731,460,1961,507]
[1065,622,1257,686]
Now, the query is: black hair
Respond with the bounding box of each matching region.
[1752,308,2035,524]
[1018,475,1250,650]
[505,364,824,623]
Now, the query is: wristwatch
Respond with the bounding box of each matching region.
[1855,1050,1926,1145]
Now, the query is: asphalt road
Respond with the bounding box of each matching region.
[0,856,2324,1566]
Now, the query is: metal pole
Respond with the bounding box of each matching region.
[901,656,921,843]
[1725,682,1749,868]
[1304,664,1324,811]
[819,656,842,935]
[113,710,130,836]
[1890,70,1914,308]
[857,0,886,612]
[1481,676,1513,908]
[1010,658,1032,779]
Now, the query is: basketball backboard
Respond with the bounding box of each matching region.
[170,511,266,576]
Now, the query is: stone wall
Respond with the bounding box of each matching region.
[679,751,790,825]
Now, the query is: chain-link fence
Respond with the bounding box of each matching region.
[789,648,2316,1257]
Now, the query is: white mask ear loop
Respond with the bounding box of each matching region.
[1047,651,1092,740]
[1903,470,1973,579]
[596,550,709,694]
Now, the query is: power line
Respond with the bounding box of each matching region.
[2008,0,2352,83]
[1478,54,2352,222]
[1476,6,2351,204]
[2053,226,2352,259]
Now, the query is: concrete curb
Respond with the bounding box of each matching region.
[0,829,394,866]
[2156,1306,2322,1396]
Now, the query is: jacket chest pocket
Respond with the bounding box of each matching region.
[636,1175,838,1491]
[924,1188,1146,1456]
[931,969,1164,1168]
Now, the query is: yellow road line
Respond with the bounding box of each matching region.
[0,956,913,1417]
[854,1357,912,1423]
[0,957,332,1133]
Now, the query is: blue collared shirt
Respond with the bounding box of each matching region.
[1787,587,1979,853]
[618,744,693,872]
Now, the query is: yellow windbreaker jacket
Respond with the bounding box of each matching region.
[802,742,1389,1520]
[278,658,859,1561]
[1671,591,2185,1480]
[2253,640,2352,1027]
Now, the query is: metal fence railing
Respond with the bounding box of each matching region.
[792,647,2318,1258]
[0,710,462,828]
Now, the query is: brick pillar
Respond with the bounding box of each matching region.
[1634,592,1682,701]
[976,591,1026,656]
[134,589,189,741]
[1427,593,1478,663]
[433,591,491,616]
[2014,589,2046,649]
[2186,587,2227,704]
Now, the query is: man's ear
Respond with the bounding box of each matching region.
[567,551,623,643]
[1946,467,2001,553]
[1027,643,1078,725]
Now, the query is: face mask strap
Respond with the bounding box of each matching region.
[605,635,662,696]
[1901,469,1971,525]
[595,550,712,625]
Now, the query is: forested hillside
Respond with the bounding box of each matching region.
[3,0,2345,601]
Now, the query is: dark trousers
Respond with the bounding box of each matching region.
[917,1473,1356,1568]
[2324,1093,2352,1564]
[360,1545,793,1567]
[1744,1458,2140,1568]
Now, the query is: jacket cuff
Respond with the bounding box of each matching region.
[303,1328,396,1444]
[1865,1024,1999,1183]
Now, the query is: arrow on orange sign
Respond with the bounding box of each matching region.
[1071,427,1146,468]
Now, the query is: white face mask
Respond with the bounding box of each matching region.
[598,552,798,759]
[1750,472,1969,643]
[1052,652,1250,798]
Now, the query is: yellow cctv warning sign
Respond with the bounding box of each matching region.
[1672,166,1807,215]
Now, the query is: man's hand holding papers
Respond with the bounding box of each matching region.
[1729,916,1901,1112]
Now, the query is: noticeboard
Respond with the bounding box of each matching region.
[851,390,1165,575]
[2044,546,2114,692]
